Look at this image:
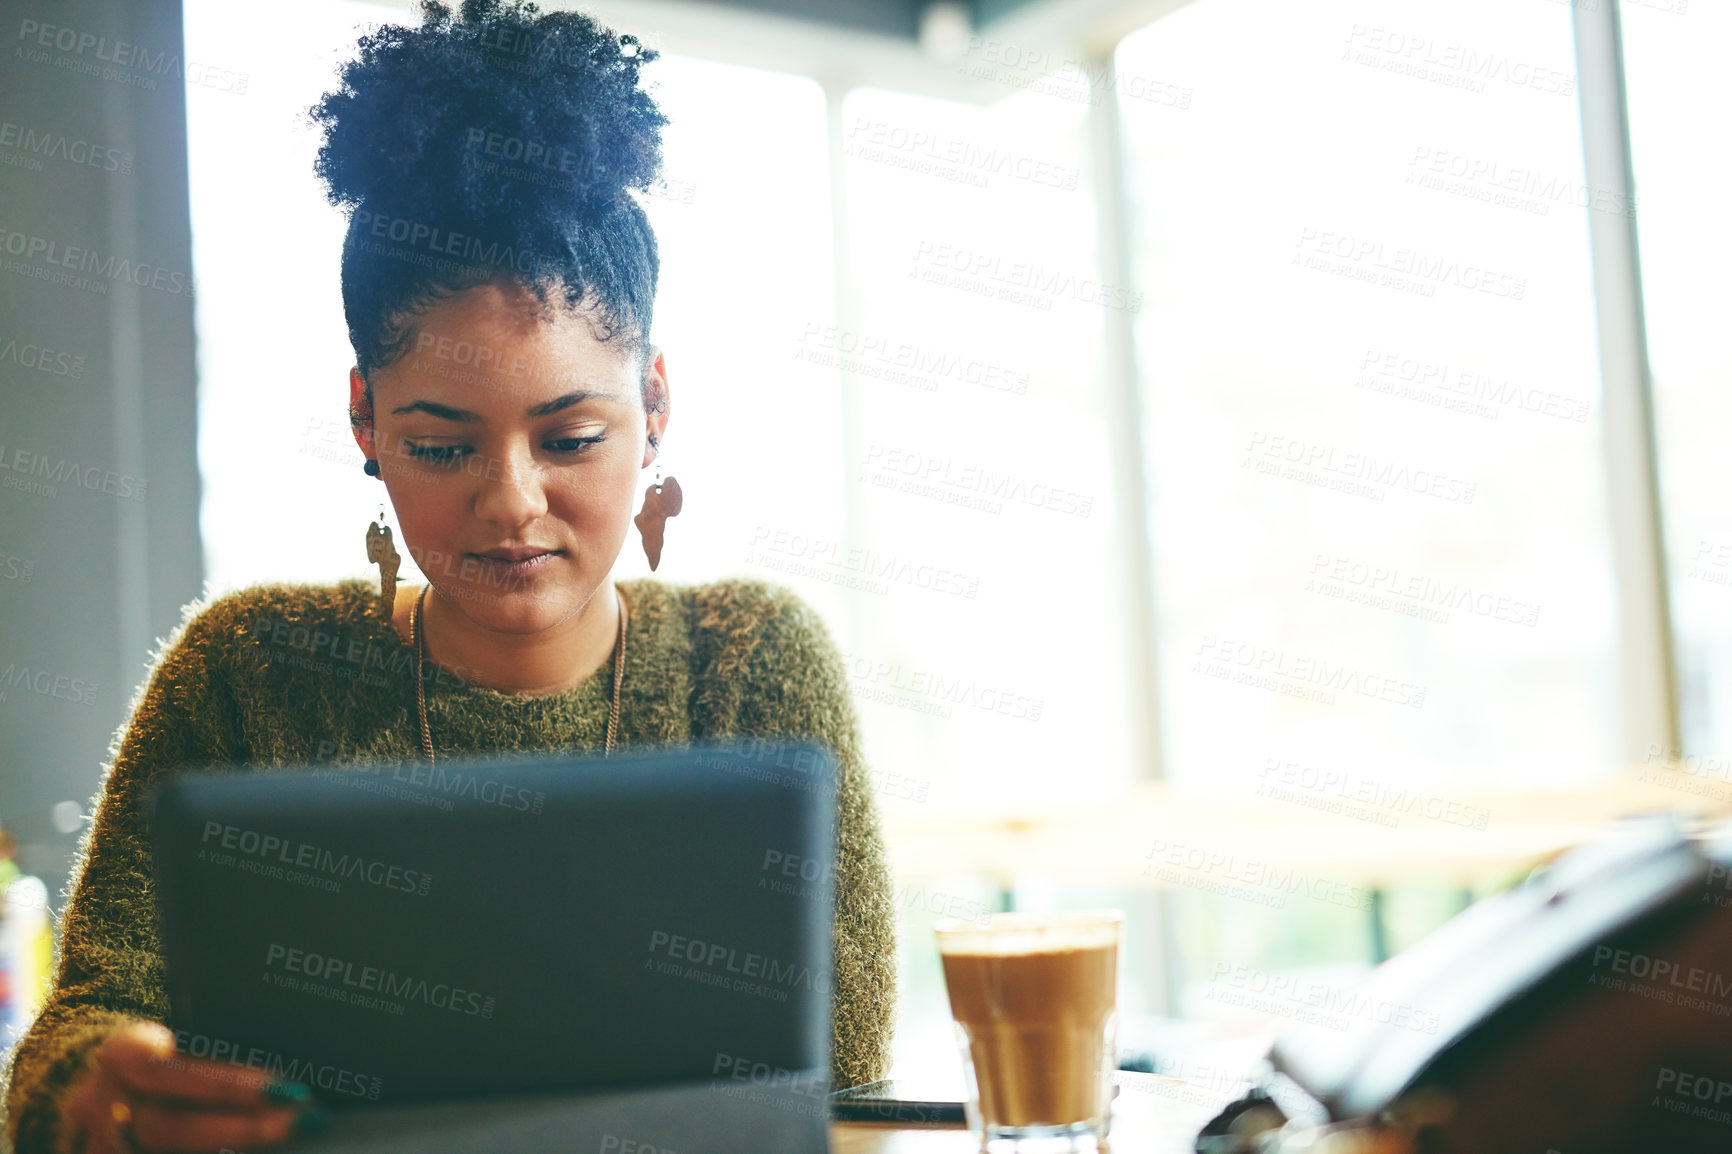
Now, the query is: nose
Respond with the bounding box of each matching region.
[472,441,547,529]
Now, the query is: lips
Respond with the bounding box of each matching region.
[468,547,562,580]
[476,547,558,563]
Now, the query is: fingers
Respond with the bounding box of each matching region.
[100,1022,307,1108]
[65,1021,321,1153]
[128,1100,301,1152]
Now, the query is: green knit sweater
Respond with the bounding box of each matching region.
[1,577,896,1153]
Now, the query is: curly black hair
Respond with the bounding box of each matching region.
[310,0,667,389]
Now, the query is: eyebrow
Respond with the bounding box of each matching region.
[391,390,614,422]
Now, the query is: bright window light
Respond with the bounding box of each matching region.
[1116,0,1620,1034]
[1621,1,1732,765]
[1119,0,1617,794]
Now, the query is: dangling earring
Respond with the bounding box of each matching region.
[364,503,401,621]
[634,433,681,572]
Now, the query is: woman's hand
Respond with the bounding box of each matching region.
[65,1021,321,1152]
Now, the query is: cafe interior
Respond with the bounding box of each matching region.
[0,0,1727,1150]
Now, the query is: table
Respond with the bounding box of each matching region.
[290,1072,1236,1153]
[831,1072,1240,1153]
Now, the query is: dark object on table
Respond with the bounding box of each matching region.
[1198,815,1732,1154]
[829,1079,967,1124]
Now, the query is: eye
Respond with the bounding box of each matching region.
[546,434,607,454]
[403,440,471,465]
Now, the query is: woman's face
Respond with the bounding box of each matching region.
[350,280,667,635]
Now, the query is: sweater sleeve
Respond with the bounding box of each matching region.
[2,596,241,1154]
[696,582,899,1090]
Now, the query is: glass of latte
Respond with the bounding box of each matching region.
[935,910,1123,1149]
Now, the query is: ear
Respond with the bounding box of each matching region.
[641,347,670,469]
[348,365,378,462]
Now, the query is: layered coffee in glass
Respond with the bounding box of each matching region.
[936,910,1123,1149]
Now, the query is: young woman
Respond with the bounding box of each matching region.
[0,3,897,1150]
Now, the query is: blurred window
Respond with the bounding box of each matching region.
[1116,0,1619,1019]
[1619,1,1732,762]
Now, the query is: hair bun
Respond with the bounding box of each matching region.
[311,0,666,229]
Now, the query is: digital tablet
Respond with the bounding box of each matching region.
[148,741,837,1108]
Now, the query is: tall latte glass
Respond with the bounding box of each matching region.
[936,911,1123,1149]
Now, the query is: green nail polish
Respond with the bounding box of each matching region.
[294,1107,332,1137]
[263,1079,313,1106]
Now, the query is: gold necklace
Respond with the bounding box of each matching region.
[412,584,627,765]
